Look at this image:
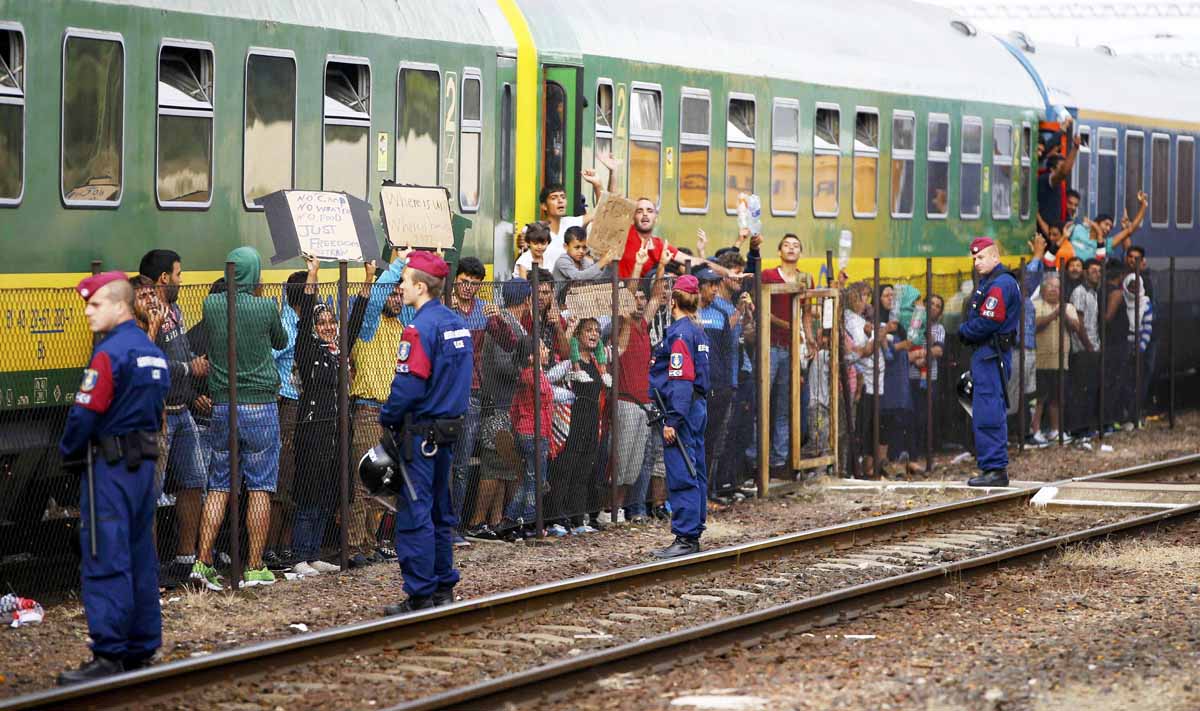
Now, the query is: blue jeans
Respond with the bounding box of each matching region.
[624,427,661,518]
[208,403,281,492]
[291,505,331,561]
[745,346,792,467]
[164,408,207,491]
[450,393,482,518]
[504,435,547,524]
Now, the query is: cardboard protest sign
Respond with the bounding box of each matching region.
[587,192,637,260]
[564,282,636,322]
[380,185,455,251]
[257,190,379,265]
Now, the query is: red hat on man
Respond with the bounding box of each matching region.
[673,274,700,295]
[969,237,995,255]
[75,271,128,301]
[406,251,449,279]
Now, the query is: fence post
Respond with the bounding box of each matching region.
[1098,258,1107,442]
[337,262,351,571]
[871,258,880,478]
[609,268,621,521]
[1169,257,1176,429]
[1017,258,1026,453]
[924,258,934,472]
[531,266,544,536]
[224,261,242,591]
[1057,271,1066,446]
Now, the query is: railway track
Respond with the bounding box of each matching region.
[5,454,1199,711]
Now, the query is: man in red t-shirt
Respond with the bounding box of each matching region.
[754,233,814,474]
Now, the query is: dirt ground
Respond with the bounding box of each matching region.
[0,410,1196,700]
[570,516,1200,711]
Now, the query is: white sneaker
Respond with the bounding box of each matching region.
[292,561,321,577]
[309,560,341,573]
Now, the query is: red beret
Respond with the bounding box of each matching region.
[969,237,995,255]
[406,251,449,279]
[674,274,700,295]
[76,271,128,301]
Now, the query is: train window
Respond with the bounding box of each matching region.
[812,104,839,217]
[0,24,24,205]
[1072,126,1091,218]
[725,94,755,213]
[595,80,614,191]
[322,58,370,201]
[1019,123,1032,219]
[960,116,982,219]
[853,108,879,218]
[926,114,950,218]
[1096,128,1118,219]
[991,120,1013,220]
[243,50,296,209]
[678,88,710,213]
[1150,133,1169,228]
[62,31,124,206]
[890,111,915,218]
[398,65,440,186]
[1124,131,1144,223]
[458,70,482,212]
[500,83,514,221]
[157,42,214,209]
[771,98,800,216]
[1177,137,1194,228]
[629,84,662,205]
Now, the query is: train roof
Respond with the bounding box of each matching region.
[90,0,517,50]
[517,0,1044,109]
[1023,41,1200,127]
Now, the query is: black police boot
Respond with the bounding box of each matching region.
[57,655,124,686]
[967,469,1010,487]
[384,596,435,615]
[653,536,700,559]
[432,585,456,607]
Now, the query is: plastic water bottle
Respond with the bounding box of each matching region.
[838,230,853,272]
[736,192,750,231]
[747,194,763,235]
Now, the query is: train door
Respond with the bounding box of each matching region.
[542,65,582,215]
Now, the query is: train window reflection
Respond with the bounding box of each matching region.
[0,25,25,204]
[890,112,915,218]
[853,109,878,218]
[243,50,295,208]
[679,89,710,213]
[398,66,440,187]
[63,32,124,205]
[725,95,755,212]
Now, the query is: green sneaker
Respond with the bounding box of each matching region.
[189,560,223,591]
[243,567,276,587]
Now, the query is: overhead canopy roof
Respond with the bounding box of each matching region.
[517,0,1044,109]
[1024,41,1200,125]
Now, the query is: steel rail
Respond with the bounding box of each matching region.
[5,453,1197,710]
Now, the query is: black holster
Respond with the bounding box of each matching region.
[96,431,159,471]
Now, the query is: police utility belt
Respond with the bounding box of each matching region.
[94,431,159,471]
[391,413,465,460]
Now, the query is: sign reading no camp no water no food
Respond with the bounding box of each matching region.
[380,185,455,251]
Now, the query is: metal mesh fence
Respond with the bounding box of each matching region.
[3,256,1198,595]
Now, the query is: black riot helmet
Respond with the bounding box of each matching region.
[956,371,974,416]
[358,429,404,497]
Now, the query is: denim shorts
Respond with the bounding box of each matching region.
[207,403,281,493]
[164,408,208,491]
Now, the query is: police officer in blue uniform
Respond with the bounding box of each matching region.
[958,237,1021,487]
[57,272,170,685]
[364,252,472,614]
[649,274,711,558]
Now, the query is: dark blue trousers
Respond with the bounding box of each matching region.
[80,458,160,661]
[666,399,707,540]
[393,434,460,599]
[971,349,1012,472]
